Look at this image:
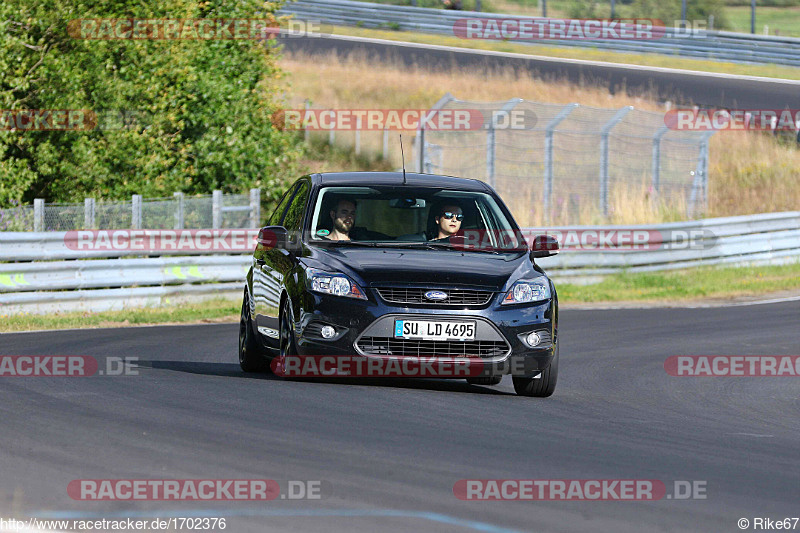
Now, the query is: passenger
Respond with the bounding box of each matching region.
[327,198,357,241]
[431,203,463,241]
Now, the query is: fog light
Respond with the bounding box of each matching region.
[525,331,541,347]
[320,325,336,339]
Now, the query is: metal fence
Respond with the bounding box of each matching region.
[413,95,713,225]
[1,211,797,314]
[281,0,800,67]
[0,190,261,232]
[304,96,713,226]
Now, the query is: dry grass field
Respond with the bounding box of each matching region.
[282,52,800,225]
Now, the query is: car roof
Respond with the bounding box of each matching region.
[311,172,490,192]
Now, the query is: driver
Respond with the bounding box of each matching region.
[327,198,357,241]
[431,203,463,241]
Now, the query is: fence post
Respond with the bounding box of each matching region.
[84,198,95,229]
[304,100,310,145]
[131,194,142,229]
[486,98,522,189]
[417,126,426,173]
[599,106,633,217]
[486,124,496,187]
[418,93,454,174]
[329,127,335,146]
[651,125,670,196]
[212,190,222,229]
[249,188,261,229]
[544,103,578,223]
[688,131,714,218]
[34,198,44,232]
[174,192,184,229]
[383,128,389,160]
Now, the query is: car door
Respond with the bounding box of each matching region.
[253,179,310,349]
[252,181,298,348]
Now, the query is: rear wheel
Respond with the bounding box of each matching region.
[239,289,266,372]
[512,343,559,397]
[466,376,503,386]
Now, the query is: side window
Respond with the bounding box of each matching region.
[282,181,310,234]
[268,183,297,226]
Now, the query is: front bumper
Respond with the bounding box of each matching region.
[289,288,557,377]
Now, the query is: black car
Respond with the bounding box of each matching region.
[238,172,560,397]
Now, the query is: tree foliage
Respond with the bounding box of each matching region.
[0,0,302,209]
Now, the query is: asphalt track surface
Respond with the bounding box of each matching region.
[2,300,799,532]
[281,34,800,109]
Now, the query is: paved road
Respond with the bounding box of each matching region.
[281,33,800,109]
[1,300,799,532]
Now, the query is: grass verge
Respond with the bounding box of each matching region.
[2,263,798,332]
[282,52,800,226]
[326,25,800,81]
[0,298,240,333]
[558,261,800,303]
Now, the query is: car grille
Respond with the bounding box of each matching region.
[356,337,509,358]
[375,287,493,306]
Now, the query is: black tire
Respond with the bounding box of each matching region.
[466,376,503,386]
[279,298,298,358]
[512,343,559,397]
[239,289,267,372]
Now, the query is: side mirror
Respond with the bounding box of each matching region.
[530,234,559,258]
[258,226,299,253]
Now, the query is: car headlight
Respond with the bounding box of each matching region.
[304,267,366,300]
[502,278,551,305]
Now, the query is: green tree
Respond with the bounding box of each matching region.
[0,0,302,210]
[629,0,729,29]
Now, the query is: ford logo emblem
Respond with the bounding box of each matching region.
[424,290,448,301]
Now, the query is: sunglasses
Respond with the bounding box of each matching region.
[440,212,464,221]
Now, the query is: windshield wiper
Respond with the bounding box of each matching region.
[370,241,455,250]
[320,240,377,247]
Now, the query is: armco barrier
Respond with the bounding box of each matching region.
[280,0,800,67]
[0,212,798,314]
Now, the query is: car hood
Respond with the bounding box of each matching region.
[306,246,535,291]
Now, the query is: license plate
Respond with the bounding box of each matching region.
[394,320,476,341]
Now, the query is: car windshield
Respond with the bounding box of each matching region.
[308,186,527,251]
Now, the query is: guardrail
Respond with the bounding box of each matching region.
[0,212,798,314]
[280,0,800,66]
[0,189,261,232]
[535,211,800,283]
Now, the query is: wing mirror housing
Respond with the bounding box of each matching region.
[530,234,559,258]
[258,226,300,253]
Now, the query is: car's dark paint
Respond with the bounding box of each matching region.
[243,172,559,393]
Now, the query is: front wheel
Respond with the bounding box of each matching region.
[512,343,559,397]
[239,289,267,372]
[279,298,298,358]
